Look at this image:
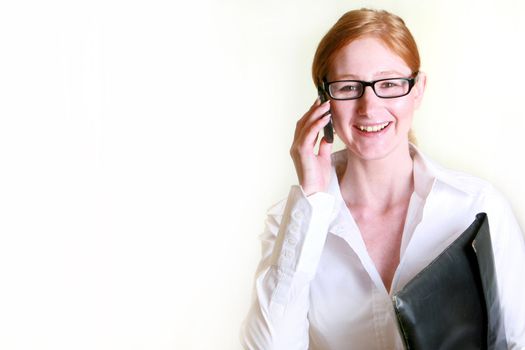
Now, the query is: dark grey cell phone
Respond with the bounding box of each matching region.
[317,85,334,143]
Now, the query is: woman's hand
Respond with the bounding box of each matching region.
[290,98,333,196]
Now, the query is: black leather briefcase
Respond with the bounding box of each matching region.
[392,213,507,350]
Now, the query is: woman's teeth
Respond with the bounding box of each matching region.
[357,122,390,133]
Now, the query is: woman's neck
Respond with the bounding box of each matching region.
[339,143,414,212]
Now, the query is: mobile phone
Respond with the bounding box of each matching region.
[317,85,334,144]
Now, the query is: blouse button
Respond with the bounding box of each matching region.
[289,222,299,235]
[291,209,304,221]
[287,237,297,245]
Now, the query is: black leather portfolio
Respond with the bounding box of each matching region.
[392,213,507,350]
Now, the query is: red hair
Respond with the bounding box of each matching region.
[312,8,420,87]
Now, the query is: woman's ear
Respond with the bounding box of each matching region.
[413,71,427,109]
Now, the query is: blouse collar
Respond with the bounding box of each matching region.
[327,143,474,210]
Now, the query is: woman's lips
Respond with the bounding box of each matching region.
[353,121,392,135]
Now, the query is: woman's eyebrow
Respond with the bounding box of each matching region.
[377,70,406,76]
[336,73,359,79]
[335,70,408,80]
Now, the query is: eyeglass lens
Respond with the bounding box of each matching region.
[328,78,411,99]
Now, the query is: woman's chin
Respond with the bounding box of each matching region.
[344,137,407,161]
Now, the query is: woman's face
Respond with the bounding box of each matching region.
[328,37,425,161]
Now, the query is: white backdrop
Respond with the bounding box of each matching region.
[0,0,524,349]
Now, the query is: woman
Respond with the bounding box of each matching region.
[241,8,525,349]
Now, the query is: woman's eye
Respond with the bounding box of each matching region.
[380,81,399,88]
[339,84,357,92]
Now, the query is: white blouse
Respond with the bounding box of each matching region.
[240,145,525,350]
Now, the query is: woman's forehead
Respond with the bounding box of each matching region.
[330,37,411,79]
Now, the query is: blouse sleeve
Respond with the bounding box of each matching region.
[487,187,525,350]
[240,185,335,350]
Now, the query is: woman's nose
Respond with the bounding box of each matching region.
[356,86,380,116]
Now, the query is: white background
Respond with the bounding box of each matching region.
[0,1,524,349]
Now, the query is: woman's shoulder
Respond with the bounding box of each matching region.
[434,162,494,195]
[416,148,498,199]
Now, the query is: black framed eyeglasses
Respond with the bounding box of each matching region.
[323,73,418,100]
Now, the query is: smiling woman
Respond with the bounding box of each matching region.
[240,8,525,350]
[325,37,424,163]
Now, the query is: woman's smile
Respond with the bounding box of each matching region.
[354,121,392,134]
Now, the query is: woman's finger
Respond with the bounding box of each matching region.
[295,102,330,140]
[297,99,330,128]
[300,113,331,149]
